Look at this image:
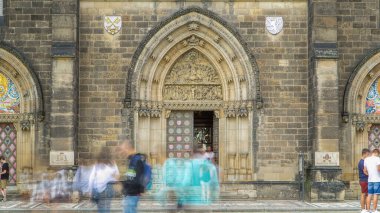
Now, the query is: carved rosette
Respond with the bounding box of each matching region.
[163,50,223,101]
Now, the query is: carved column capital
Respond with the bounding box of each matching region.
[356,121,366,132]
[20,120,31,131]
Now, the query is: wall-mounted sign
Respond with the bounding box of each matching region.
[104,16,122,35]
[50,151,74,166]
[265,17,283,35]
[315,152,339,167]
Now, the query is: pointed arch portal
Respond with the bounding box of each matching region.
[0,43,44,187]
[125,7,261,181]
[342,48,380,181]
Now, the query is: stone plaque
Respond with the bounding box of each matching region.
[50,151,74,166]
[315,152,339,166]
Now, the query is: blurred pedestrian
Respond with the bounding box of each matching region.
[89,147,119,213]
[0,156,9,201]
[72,160,92,202]
[205,145,215,163]
[31,172,51,203]
[359,148,370,213]
[51,170,70,201]
[120,140,149,213]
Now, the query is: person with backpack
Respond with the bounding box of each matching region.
[120,141,151,213]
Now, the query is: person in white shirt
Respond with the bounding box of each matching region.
[364,148,380,213]
[204,145,215,164]
[88,147,120,213]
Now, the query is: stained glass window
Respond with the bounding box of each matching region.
[0,73,20,113]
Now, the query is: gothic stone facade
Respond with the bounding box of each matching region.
[0,0,379,200]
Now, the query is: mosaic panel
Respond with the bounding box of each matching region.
[366,78,380,114]
[0,73,20,113]
[167,111,193,158]
[0,123,16,184]
[368,124,380,150]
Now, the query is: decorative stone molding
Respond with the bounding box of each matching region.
[352,114,380,125]
[163,101,223,111]
[182,35,204,47]
[133,100,253,114]
[135,101,162,118]
[188,22,199,31]
[225,107,249,117]
[0,113,35,123]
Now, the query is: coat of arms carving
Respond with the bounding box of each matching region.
[265,17,283,35]
[104,16,122,35]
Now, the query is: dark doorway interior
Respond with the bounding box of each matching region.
[194,111,217,163]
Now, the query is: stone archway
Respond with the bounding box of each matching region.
[0,43,44,188]
[125,7,261,182]
[342,48,380,182]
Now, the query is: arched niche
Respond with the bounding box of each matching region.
[342,48,380,181]
[125,7,261,181]
[0,43,44,189]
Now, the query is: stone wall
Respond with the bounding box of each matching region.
[3,0,53,167]
[78,1,308,184]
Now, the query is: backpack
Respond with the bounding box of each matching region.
[123,154,152,194]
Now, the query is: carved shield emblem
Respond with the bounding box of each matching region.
[265,17,283,35]
[104,16,122,35]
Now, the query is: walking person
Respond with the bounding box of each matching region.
[119,140,149,213]
[364,148,380,213]
[88,147,119,213]
[0,156,9,202]
[359,148,370,213]
[204,145,215,164]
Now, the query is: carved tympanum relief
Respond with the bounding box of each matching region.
[163,50,223,101]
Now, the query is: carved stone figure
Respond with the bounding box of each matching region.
[163,50,222,101]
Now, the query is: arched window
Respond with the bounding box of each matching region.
[0,72,20,113]
[366,77,380,114]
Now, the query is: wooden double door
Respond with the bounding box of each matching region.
[166,111,218,162]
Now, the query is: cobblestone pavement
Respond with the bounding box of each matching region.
[0,199,362,212]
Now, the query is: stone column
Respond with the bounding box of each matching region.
[49,0,78,167]
[308,0,345,201]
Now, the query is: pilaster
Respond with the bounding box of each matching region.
[49,0,78,167]
[308,0,344,201]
